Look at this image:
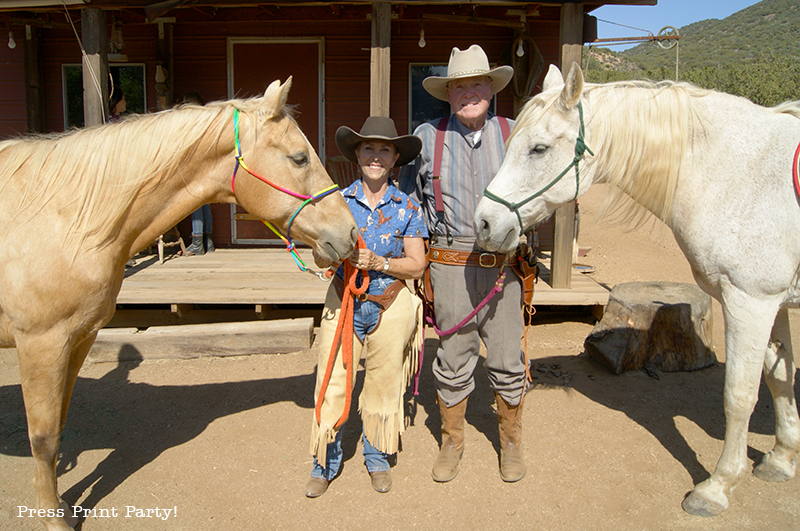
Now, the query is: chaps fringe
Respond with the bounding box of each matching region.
[310,418,338,467]
[359,294,423,454]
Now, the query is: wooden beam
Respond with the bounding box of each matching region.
[369,1,391,117]
[81,8,108,127]
[420,13,525,30]
[552,2,584,290]
[171,303,193,317]
[88,318,315,362]
[23,25,46,133]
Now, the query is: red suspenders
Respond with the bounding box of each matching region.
[430,115,510,244]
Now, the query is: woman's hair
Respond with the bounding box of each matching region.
[109,86,124,112]
[182,91,205,105]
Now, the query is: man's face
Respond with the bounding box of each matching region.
[447,75,493,130]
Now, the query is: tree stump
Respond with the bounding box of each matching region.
[584,282,715,374]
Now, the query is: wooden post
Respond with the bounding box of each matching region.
[370,1,391,117]
[81,8,108,127]
[23,25,46,133]
[552,3,584,289]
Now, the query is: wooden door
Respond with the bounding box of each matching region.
[228,38,323,244]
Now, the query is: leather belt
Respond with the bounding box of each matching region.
[333,276,406,312]
[427,247,517,268]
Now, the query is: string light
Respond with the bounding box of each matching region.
[418,21,426,48]
[8,30,16,49]
[516,39,524,57]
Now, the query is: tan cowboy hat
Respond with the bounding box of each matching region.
[335,116,422,167]
[423,44,514,102]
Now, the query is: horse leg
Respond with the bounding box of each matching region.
[17,330,95,531]
[754,308,800,483]
[682,297,778,517]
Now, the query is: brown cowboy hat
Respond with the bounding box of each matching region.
[422,44,514,102]
[335,116,422,167]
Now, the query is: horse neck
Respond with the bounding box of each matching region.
[124,112,235,255]
[585,83,693,226]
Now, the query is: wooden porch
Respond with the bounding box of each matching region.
[113,247,609,325]
[84,247,609,362]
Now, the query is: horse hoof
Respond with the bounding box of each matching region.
[754,453,794,483]
[682,489,728,517]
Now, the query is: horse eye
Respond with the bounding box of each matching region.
[290,152,308,166]
[530,144,548,156]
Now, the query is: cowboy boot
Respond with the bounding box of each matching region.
[204,233,215,252]
[432,395,467,482]
[495,391,526,482]
[185,234,204,256]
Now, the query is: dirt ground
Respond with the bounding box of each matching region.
[2,183,799,531]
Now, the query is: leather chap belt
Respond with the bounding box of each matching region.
[427,247,518,268]
[333,276,406,312]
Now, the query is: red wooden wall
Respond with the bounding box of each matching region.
[0,15,561,247]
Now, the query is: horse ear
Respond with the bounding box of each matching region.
[278,76,292,108]
[559,62,584,109]
[259,77,293,119]
[542,64,564,92]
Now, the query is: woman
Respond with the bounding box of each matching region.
[108,86,126,122]
[307,117,428,497]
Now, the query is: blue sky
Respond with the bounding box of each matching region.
[591,0,763,50]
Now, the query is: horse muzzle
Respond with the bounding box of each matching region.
[474,200,520,254]
[312,224,357,268]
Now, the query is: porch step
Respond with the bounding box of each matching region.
[88,318,314,363]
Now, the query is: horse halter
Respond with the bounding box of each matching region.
[483,102,594,235]
[231,108,340,279]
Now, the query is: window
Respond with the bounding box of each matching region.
[408,64,449,133]
[408,63,498,134]
[62,63,146,129]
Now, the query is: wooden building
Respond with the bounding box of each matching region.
[0,0,655,289]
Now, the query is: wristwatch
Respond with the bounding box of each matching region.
[383,257,390,272]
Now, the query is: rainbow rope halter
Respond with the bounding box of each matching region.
[231,108,340,279]
[483,102,593,235]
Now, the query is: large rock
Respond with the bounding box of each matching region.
[584,282,715,374]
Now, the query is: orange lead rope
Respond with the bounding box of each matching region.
[315,235,369,429]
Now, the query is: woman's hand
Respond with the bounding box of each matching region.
[345,237,427,279]
[348,248,380,271]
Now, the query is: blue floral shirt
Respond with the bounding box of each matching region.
[336,179,428,293]
[334,179,427,340]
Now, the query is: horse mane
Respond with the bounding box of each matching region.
[512,79,711,228]
[0,94,287,256]
[772,100,800,119]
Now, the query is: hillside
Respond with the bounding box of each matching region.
[583,0,800,106]
[620,0,799,70]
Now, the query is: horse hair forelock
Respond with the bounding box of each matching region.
[0,94,292,255]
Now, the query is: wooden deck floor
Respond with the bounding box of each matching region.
[118,248,610,310]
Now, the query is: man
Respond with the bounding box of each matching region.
[398,44,526,483]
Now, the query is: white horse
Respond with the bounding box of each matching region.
[475,63,800,517]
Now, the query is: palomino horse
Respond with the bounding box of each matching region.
[475,63,800,517]
[1,78,356,530]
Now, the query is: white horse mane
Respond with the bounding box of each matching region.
[513,79,800,227]
[0,94,291,252]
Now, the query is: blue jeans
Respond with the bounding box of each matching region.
[191,204,212,236]
[351,275,396,341]
[310,428,391,480]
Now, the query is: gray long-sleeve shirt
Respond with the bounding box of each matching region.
[397,112,513,242]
